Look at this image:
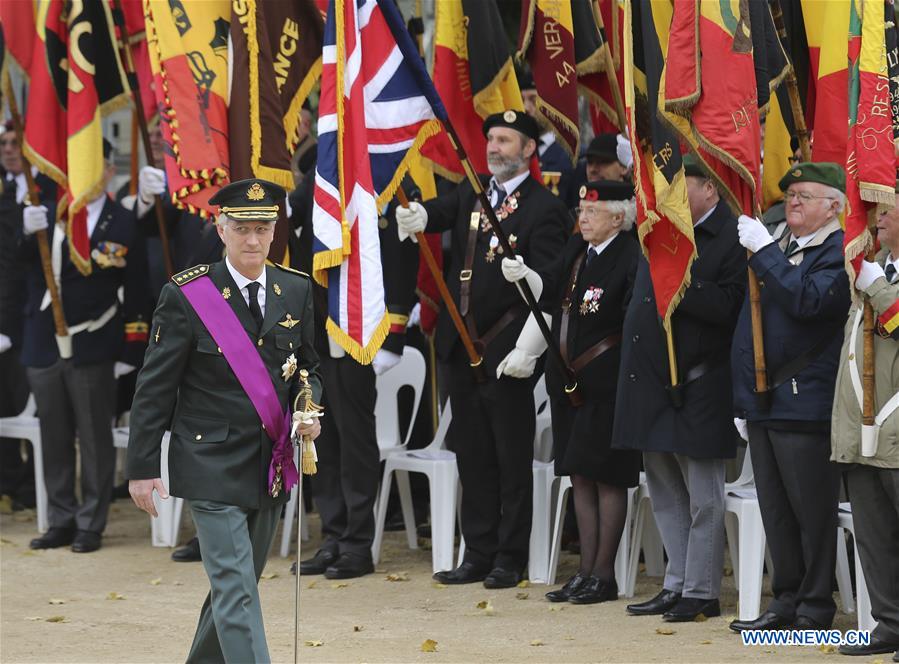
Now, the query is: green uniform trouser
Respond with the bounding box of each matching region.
[186,500,281,664]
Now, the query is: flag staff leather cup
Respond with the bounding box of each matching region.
[396,187,487,383]
[5,87,71,358]
[111,0,175,278]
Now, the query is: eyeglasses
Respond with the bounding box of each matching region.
[784,190,835,204]
[227,224,274,236]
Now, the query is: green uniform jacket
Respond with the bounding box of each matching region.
[126,260,323,509]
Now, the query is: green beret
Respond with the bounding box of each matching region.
[579,179,634,202]
[482,110,540,143]
[681,152,706,178]
[778,162,845,194]
[208,178,286,221]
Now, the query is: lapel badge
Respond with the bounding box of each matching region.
[281,353,298,381]
[579,286,604,316]
[222,287,231,300]
[278,313,300,329]
[273,283,282,296]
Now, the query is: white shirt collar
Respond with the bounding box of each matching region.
[8,166,39,205]
[790,231,817,249]
[886,254,899,279]
[490,170,530,199]
[693,205,715,227]
[589,232,619,256]
[225,256,266,291]
[86,194,108,238]
[538,131,555,157]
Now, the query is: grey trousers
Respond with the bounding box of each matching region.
[26,359,115,532]
[847,464,899,643]
[748,424,839,625]
[643,451,726,599]
[186,500,281,664]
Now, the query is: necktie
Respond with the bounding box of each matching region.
[585,246,598,266]
[246,281,264,331]
[886,263,897,284]
[489,181,505,210]
[784,239,799,257]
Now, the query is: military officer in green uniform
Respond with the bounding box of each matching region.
[126,178,322,663]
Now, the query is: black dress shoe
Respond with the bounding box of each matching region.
[298,549,338,575]
[71,530,102,553]
[626,589,682,616]
[29,527,75,550]
[433,561,490,585]
[663,597,721,622]
[483,566,522,589]
[569,576,619,604]
[794,615,828,630]
[839,638,899,656]
[545,573,587,602]
[171,536,202,562]
[324,552,374,579]
[729,611,793,633]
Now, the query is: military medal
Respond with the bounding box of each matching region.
[278,314,300,329]
[91,241,128,269]
[579,286,604,315]
[222,287,231,299]
[281,353,298,381]
[485,236,499,263]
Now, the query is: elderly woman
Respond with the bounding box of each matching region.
[542,180,641,604]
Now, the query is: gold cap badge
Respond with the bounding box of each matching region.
[579,185,587,198]
[792,169,802,177]
[503,110,517,122]
[247,182,266,201]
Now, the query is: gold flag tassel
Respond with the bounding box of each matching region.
[294,369,324,476]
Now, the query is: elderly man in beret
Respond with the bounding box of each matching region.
[831,183,899,658]
[396,109,569,588]
[729,163,850,633]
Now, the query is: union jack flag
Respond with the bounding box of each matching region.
[313,0,447,363]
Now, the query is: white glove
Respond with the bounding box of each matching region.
[734,417,749,443]
[496,312,551,379]
[856,260,886,291]
[408,302,421,329]
[23,205,49,235]
[372,348,402,375]
[138,166,166,201]
[501,255,544,302]
[114,362,137,379]
[616,133,633,169]
[737,214,774,253]
[0,334,11,354]
[395,201,427,242]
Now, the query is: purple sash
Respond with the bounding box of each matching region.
[180,275,297,495]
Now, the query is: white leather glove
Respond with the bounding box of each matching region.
[737,214,774,253]
[114,362,137,379]
[734,417,749,443]
[616,133,633,169]
[0,334,11,354]
[496,312,551,379]
[395,201,427,242]
[408,302,421,329]
[372,348,402,375]
[138,166,166,201]
[23,205,49,235]
[501,255,544,302]
[856,260,886,291]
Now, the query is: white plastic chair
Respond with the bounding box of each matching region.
[0,395,48,533]
[836,502,875,630]
[620,473,666,596]
[280,346,427,557]
[372,403,457,572]
[527,377,556,583]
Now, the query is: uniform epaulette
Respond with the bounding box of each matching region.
[172,264,210,286]
[273,263,310,279]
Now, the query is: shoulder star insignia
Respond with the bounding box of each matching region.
[222,287,231,299]
[273,283,281,296]
[278,314,300,329]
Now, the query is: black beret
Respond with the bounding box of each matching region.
[579,179,634,202]
[778,161,845,193]
[482,110,540,143]
[208,178,286,221]
[517,68,536,92]
[585,133,619,163]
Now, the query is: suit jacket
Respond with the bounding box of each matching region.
[612,200,747,459]
[423,176,570,374]
[126,260,323,509]
[19,195,151,368]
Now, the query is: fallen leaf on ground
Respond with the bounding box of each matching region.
[431,582,447,589]
[475,599,495,615]
[530,639,544,647]
[515,592,529,600]
[173,581,184,586]
[386,571,409,582]
[517,580,531,588]
[48,598,66,605]
[45,616,67,623]
[655,627,675,635]
[353,625,364,632]
[0,537,14,545]
[420,639,438,652]
[549,605,565,612]
[304,640,323,647]
[330,582,349,589]
[307,581,317,589]
[564,635,575,641]
[260,573,278,580]
[106,592,125,601]
[475,600,490,609]
[693,613,708,622]
[819,645,837,654]
[699,640,712,645]
[21,550,37,556]
[24,616,43,621]
[149,578,162,586]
